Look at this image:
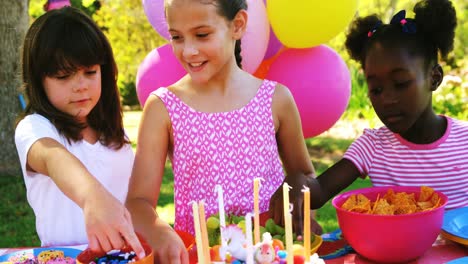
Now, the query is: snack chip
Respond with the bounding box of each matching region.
[341,186,441,215]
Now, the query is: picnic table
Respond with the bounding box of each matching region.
[1,232,466,264]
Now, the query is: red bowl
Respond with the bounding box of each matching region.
[76,233,154,264]
[332,186,448,263]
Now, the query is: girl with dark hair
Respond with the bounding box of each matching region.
[15,6,144,257]
[126,0,320,262]
[270,0,467,224]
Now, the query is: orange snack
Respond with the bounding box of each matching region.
[341,186,441,215]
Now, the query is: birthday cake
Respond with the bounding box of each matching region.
[188,213,324,264]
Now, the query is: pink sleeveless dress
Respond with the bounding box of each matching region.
[152,79,285,234]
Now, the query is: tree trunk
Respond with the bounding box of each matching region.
[0,0,29,177]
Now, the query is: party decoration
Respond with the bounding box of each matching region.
[303,186,311,262]
[142,0,269,74]
[239,0,270,73]
[142,0,171,40]
[282,183,293,264]
[263,26,283,60]
[266,45,351,138]
[192,202,206,263]
[253,178,261,244]
[266,0,358,48]
[46,0,70,11]
[262,0,282,60]
[136,44,186,107]
[215,185,227,249]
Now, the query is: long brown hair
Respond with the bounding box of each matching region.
[19,6,128,149]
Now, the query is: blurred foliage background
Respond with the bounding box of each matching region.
[29,0,468,120]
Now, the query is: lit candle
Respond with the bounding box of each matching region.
[199,201,211,263]
[192,202,205,264]
[245,212,254,264]
[303,186,311,262]
[215,185,227,248]
[253,178,261,244]
[283,183,293,264]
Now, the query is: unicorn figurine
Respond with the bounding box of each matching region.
[219,224,247,261]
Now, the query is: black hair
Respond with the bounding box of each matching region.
[212,0,247,69]
[345,0,457,70]
[19,6,128,149]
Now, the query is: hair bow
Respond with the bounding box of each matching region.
[390,10,417,34]
[367,21,382,38]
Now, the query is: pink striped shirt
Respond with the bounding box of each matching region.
[344,116,468,209]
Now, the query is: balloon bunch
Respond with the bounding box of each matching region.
[137,0,357,138]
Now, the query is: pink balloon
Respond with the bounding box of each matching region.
[142,0,269,73]
[241,0,269,73]
[142,0,170,40]
[136,44,186,107]
[266,45,351,138]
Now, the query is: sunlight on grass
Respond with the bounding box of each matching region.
[123,111,141,145]
[156,204,175,225]
[124,111,176,224]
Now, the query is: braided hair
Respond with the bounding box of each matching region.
[345,0,457,71]
[213,0,248,68]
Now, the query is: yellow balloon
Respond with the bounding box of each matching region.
[267,0,358,48]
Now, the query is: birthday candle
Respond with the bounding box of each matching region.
[303,186,311,262]
[253,178,261,244]
[245,212,254,264]
[215,185,227,248]
[283,183,294,264]
[199,201,211,263]
[192,202,205,264]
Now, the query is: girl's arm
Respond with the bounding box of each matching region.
[27,137,144,258]
[125,95,188,264]
[269,83,360,235]
[268,83,316,234]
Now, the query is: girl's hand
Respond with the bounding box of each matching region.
[152,225,189,264]
[83,190,145,259]
[269,174,314,236]
[309,213,323,235]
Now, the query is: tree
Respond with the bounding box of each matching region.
[93,0,167,106]
[0,0,29,176]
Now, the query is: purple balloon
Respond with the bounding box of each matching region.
[263,26,282,60]
[142,0,171,40]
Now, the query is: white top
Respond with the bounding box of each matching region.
[344,116,468,209]
[15,114,134,246]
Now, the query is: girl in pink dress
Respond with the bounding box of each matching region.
[125,0,320,262]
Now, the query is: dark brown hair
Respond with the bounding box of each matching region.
[345,0,457,71]
[212,0,247,69]
[19,6,128,149]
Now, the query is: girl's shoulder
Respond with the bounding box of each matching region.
[268,80,295,105]
[447,116,468,128]
[446,116,468,136]
[357,126,394,142]
[15,113,66,148]
[16,113,56,132]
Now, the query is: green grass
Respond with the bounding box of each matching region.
[0,176,40,247]
[0,110,370,247]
